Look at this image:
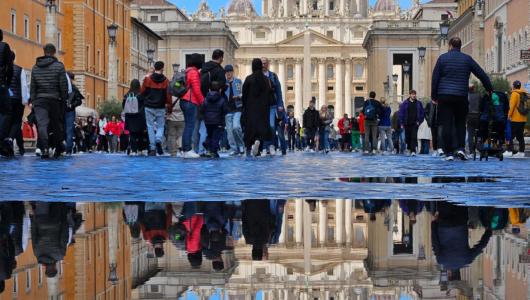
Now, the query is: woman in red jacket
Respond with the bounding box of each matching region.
[104,115,121,153]
[180,54,204,159]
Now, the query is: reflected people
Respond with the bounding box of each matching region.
[242,200,279,261]
[139,203,172,258]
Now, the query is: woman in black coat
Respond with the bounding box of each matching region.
[122,79,146,154]
[241,59,275,156]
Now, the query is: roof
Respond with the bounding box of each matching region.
[373,0,398,11]
[227,0,257,17]
[131,17,163,40]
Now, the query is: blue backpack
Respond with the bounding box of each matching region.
[364,100,377,121]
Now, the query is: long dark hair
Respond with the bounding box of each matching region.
[187,53,203,69]
[251,58,270,92]
[128,79,141,95]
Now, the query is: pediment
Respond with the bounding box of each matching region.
[277,29,343,46]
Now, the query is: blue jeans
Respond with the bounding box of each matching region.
[225,112,244,152]
[65,110,76,152]
[145,107,166,151]
[180,100,197,152]
[193,119,207,154]
[263,106,277,150]
[319,128,330,151]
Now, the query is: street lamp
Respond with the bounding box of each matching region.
[172,63,180,73]
[403,60,410,75]
[45,0,56,12]
[108,263,118,285]
[392,73,399,83]
[107,23,118,44]
[440,21,450,40]
[418,47,426,63]
[147,49,155,65]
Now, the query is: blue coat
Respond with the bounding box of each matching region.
[431,49,493,100]
[266,71,284,108]
[398,99,425,127]
[378,106,392,126]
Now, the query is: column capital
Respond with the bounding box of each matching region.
[294,57,304,64]
[317,58,327,64]
[277,58,287,64]
[344,58,353,64]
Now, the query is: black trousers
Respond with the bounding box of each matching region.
[342,132,351,150]
[205,124,224,153]
[437,95,468,154]
[510,121,526,153]
[33,99,64,151]
[97,134,108,152]
[129,132,143,153]
[404,124,418,153]
[288,132,296,150]
[306,128,317,149]
[0,86,12,143]
[431,125,440,150]
[9,100,25,153]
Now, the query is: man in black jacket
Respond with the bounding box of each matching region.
[200,49,226,97]
[7,52,28,157]
[30,44,69,158]
[0,29,14,157]
[302,98,320,151]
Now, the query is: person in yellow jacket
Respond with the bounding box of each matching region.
[505,80,528,158]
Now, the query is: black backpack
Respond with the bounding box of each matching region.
[517,91,529,116]
[200,71,211,98]
[169,70,187,98]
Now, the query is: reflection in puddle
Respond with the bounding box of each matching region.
[0,200,528,299]
[326,176,500,183]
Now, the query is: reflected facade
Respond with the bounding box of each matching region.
[0,200,528,300]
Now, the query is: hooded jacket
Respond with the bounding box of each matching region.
[201,61,226,97]
[30,56,68,102]
[141,72,172,111]
[201,91,229,125]
[508,88,528,123]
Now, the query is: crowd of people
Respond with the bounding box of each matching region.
[0,30,527,160]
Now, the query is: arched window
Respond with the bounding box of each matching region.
[287,65,294,79]
[354,64,364,79]
[327,64,334,79]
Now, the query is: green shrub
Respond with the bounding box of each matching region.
[97,98,122,118]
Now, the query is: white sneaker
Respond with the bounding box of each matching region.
[183,150,200,159]
[251,140,261,157]
[503,151,513,157]
[268,145,276,156]
[437,149,445,157]
[411,152,417,157]
[445,155,454,161]
[513,152,526,158]
[457,150,469,161]
[35,148,42,156]
[363,150,369,154]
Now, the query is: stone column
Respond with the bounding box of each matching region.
[268,0,274,17]
[344,58,352,116]
[278,59,287,106]
[339,0,345,15]
[303,31,312,109]
[45,2,57,45]
[283,0,289,17]
[335,200,344,245]
[295,59,303,120]
[279,207,287,244]
[301,0,308,15]
[324,0,330,15]
[108,42,118,100]
[319,201,327,246]
[335,59,344,121]
[244,59,252,78]
[295,199,303,244]
[270,59,277,73]
[345,200,352,245]
[318,58,327,107]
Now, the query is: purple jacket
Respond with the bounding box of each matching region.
[398,99,425,127]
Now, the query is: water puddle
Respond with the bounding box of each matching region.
[325,176,500,183]
[1,199,527,300]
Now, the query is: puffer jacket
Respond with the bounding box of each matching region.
[200,61,226,97]
[0,42,14,86]
[182,67,204,106]
[432,49,493,100]
[201,91,228,125]
[30,56,68,102]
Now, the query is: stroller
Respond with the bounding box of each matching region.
[472,91,509,161]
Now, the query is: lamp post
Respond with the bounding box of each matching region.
[45,0,57,44]
[383,77,389,100]
[403,60,410,97]
[418,47,426,98]
[440,21,450,51]
[392,73,399,112]
[147,49,155,67]
[107,23,119,100]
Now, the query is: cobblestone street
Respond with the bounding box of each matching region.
[2,152,529,203]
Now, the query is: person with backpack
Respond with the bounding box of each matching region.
[224,64,245,156]
[97,115,108,153]
[362,91,382,154]
[140,61,172,156]
[262,57,286,156]
[7,52,29,156]
[122,79,146,155]
[378,99,393,153]
[398,90,425,156]
[0,29,14,157]
[302,98,320,151]
[180,54,204,159]
[431,37,493,161]
[30,44,69,159]
[505,80,528,158]
[64,72,84,155]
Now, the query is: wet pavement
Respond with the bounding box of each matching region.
[0,152,529,203]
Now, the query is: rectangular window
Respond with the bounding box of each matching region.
[326,31,333,38]
[24,15,29,39]
[327,86,334,91]
[355,86,364,91]
[150,15,159,22]
[36,22,42,43]
[97,50,101,74]
[255,31,266,39]
[57,32,62,50]
[329,1,335,10]
[287,86,294,91]
[13,273,18,296]
[11,10,16,34]
[26,269,31,292]
[86,45,90,71]
[287,31,293,38]
[38,265,43,286]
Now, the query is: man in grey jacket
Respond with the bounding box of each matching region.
[30,44,68,158]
